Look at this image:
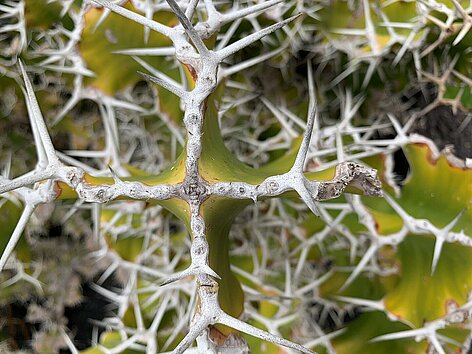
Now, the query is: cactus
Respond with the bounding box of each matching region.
[0,1,471,354]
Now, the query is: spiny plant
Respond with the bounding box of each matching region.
[0,0,471,354]
[0,1,382,352]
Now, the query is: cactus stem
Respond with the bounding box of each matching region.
[215,14,301,62]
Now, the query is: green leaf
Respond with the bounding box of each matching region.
[385,235,472,326]
[367,142,472,325]
[330,311,427,354]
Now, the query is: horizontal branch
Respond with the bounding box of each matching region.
[209,162,382,201]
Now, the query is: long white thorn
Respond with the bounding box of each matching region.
[222,47,285,78]
[0,169,54,195]
[336,128,345,163]
[452,21,471,46]
[431,210,465,274]
[431,236,445,275]
[171,318,208,354]
[430,334,446,354]
[160,264,220,286]
[393,29,417,67]
[138,71,187,100]
[335,296,385,311]
[450,0,472,46]
[261,97,298,138]
[221,0,283,24]
[371,327,426,342]
[340,242,378,291]
[442,209,466,234]
[113,47,175,56]
[21,86,47,169]
[42,64,96,77]
[386,114,408,143]
[293,61,317,172]
[184,0,200,20]
[93,7,111,32]
[216,14,301,61]
[219,312,317,354]
[19,60,58,166]
[294,182,321,217]
[165,0,209,56]
[0,204,35,271]
[91,0,172,37]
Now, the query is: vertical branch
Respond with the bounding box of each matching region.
[19,60,59,166]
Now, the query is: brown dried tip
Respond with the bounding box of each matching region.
[315,162,383,201]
